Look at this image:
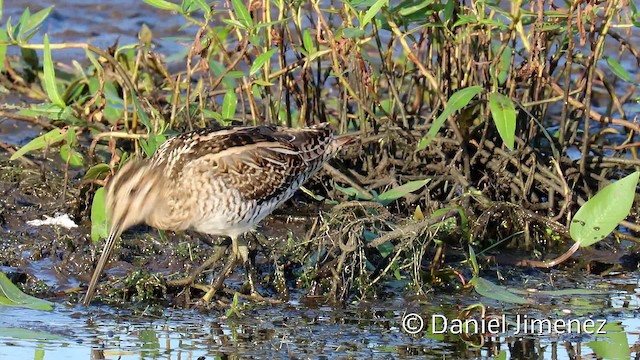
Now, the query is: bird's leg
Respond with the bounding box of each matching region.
[202,242,238,303]
[232,234,260,295]
[166,243,228,287]
[231,234,249,263]
[243,245,260,296]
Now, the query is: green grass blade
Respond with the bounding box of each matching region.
[222,89,238,120]
[43,34,65,107]
[231,0,253,29]
[143,0,181,12]
[418,85,482,150]
[250,48,277,75]
[9,128,65,160]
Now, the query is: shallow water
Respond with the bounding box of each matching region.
[1,276,640,359]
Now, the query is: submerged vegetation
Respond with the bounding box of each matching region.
[0,0,638,314]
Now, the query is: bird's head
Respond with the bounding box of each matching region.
[106,159,166,237]
[83,159,165,305]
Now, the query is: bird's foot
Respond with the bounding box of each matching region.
[200,253,238,303]
[166,244,227,287]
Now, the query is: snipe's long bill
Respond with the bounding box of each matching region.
[83,124,353,305]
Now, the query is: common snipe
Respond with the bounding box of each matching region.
[83,123,353,305]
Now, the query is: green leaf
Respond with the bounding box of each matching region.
[23,6,53,37]
[417,86,482,150]
[91,187,108,242]
[588,322,630,360]
[334,183,373,200]
[83,163,112,181]
[0,272,53,310]
[43,35,65,107]
[396,1,431,16]
[468,245,479,276]
[231,0,253,29]
[470,276,529,304]
[302,29,314,54]
[570,171,639,247]
[222,89,237,120]
[342,27,366,38]
[15,8,31,41]
[0,31,8,72]
[362,0,387,27]
[606,57,632,82]
[143,0,182,12]
[140,133,166,157]
[488,92,516,150]
[0,327,64,340]
[131,90,153,131]
[377,241,394,258]
[59,144,84,167]
[9,128,66,160]
[491,45,511,85]
[250,48,277,75]
[377,179,430,206]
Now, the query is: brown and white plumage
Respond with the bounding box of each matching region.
[83,123,352,305]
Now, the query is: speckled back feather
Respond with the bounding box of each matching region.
[150,123,343,204]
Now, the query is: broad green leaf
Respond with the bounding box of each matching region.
[489,92,516,150]
[470,276,529,304]
[302,29,314,54]
[606,57,632,82]
[377,241,394,258]
[231,0,253,29]
[59,144,84,167]
[377,179,430,206]
[0,327,64,340]
[508,288,603,296]
[91,187,108,242]
[140,133,166,157]
[418,86,482,150]
[83,163,111,181]
[397,1,431,16]
[362,0,387,27]
[10,128,66,160]
[249,48,277,75]
[15,8,30,40]
[588,322,629,360]
[222,89,237,120]
[0,272,53,310]
[23,6,53,37]
[143,0,182,12]
[190,0,212,17]
[342,28,366,38]
[43,35,65,107]
[491,45,511,85]
[570,171,639,247]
